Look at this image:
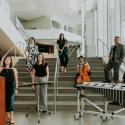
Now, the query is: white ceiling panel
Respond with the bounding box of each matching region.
[9,0,82,24]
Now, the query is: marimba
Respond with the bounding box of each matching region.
[74,82,125,120]
[19,82,53,123]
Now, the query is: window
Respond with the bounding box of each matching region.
[107,0,116,46]
[38,44,54,54]
[120,0,125,43]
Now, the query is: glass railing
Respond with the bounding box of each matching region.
[0,0,27,39]
[10,11,29,40]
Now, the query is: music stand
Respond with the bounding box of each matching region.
[19,81,53,123]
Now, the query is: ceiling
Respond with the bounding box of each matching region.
[9,0,82,24]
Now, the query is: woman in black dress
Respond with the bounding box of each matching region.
[25,37,39,72]
[57,33,69,72]
[0,56,18,124]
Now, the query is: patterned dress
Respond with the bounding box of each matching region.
[26,45,39,71]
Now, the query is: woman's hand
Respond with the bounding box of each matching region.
[15,89,18,95]
[32,85,35,90]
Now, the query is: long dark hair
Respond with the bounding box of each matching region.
[36,53,45,65]
[79,55,86,63]
[3,55,13,68]
[59,33,65,41]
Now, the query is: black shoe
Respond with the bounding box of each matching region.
[80,94,86,98]
[42,110,47,113]
[102,80,111,83]
[109,101,119,105]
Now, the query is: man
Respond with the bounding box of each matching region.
[104,36,125,83]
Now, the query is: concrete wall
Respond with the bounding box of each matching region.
[0,0,27,55]
[22,16,51,29]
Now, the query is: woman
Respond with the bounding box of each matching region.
[0,56,18,124]
[57,33,69,72]
[75,56,91,84]
[25,37,39,72]
[31,53,49,112]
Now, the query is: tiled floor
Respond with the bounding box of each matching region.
[12,110,125,125]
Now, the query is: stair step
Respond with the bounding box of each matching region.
[15,93,105,101]
[15,56,108,111]
[16,67,104,72]
[18,76,104,83]
[18,71,104,77]
[14,100,121,111]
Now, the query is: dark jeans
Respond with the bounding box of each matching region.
[104,60,120,82]
[59,51,69,67]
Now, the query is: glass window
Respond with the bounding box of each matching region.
[107,0,116,47]
[120,0,125,43]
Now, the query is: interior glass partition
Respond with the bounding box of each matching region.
[107,0,116,47]
[120,0,125,44]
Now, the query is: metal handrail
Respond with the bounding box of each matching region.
[53,50,60,114]
[53,43,80,114]
[68,44,79,57]
[97,38,110,57]
[10,11,30,40]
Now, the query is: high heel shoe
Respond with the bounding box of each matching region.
[64,68,66,72]
[60,66,64,72]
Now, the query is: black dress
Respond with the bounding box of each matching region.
[57,40,69,67]
[0,68,15,112]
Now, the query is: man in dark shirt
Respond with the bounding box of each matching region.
[104,36,125,83]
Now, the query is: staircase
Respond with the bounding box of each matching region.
[15,48,119,112]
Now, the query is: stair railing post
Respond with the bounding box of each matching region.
[53,49,60,114]
[14,47,16,57]
[97,39,99,57]
[103,43,104,57]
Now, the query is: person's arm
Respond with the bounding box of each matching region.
[24,46,28,59]
[31,68,36,90]
[86,62,90,70]
[109,46,113,60]
[0,66,3,73]
[77,64,80,72]
[120,45,125,63]
[65,40,69,47]
[13,68,18,95]
[35,45,39,55]
[46,65,49,81]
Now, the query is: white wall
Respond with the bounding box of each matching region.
[0,2,27,54]
[26,29,81,43]
[86,0,97,11]
[85,11,96,57]
[22,16,51,29]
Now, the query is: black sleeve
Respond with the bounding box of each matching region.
[45,63,48,68]
[33,64,37,70]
